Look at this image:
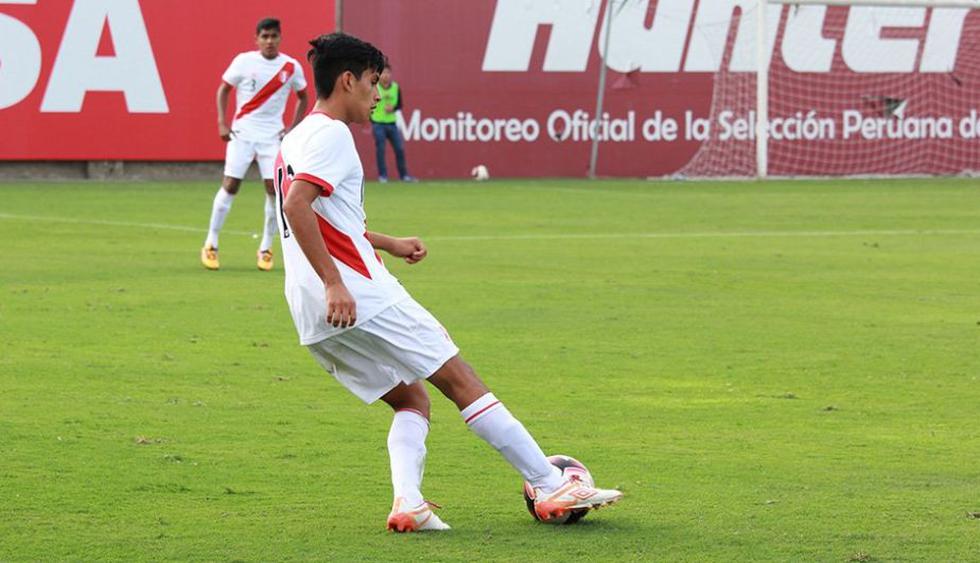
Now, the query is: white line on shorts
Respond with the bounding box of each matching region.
[2,212,978,242]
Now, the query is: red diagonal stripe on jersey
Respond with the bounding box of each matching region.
[315,214,372,279]
[235,61,295,120]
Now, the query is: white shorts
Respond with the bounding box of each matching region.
[306,298,460,404]
[223,137,279,180]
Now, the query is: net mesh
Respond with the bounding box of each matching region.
[679,5,980,177]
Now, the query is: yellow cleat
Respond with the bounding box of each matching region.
[201,245,219,270]
[257,249,274,271]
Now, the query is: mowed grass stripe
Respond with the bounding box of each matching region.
[3,211,980,241]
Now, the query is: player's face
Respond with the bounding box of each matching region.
[256,28,281,59]
[349,69,381,124]
[379,67,392,87]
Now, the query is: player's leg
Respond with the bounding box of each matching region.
[389,124,413,181]
[305,326,449,532]
[427,357,623,520]
[202,139,251,269]
[378,382,449,531]
[372,123,389,182]
[380,381,430,509]
[427,357,563,491]
[255,143,278,271]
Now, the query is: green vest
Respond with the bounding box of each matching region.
[372,81,399,124]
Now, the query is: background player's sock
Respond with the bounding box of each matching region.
[205,187,235,248]
[387,409,428,507]
[461,393,564,493]
[259,193,277,251]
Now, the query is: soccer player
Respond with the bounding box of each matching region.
[370,61,416,183]
[274,32,623,532]
[201,18,309,271]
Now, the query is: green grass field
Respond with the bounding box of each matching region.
[2,178,978,561]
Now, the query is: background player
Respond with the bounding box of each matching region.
[370,61,416,183]
[201,17,309,271]
[275,33,623,532]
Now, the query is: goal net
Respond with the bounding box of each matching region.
[678,0,980,178]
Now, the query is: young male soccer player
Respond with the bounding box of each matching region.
[201,18,309,272]
[275,33,623,532]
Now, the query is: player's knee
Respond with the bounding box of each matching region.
[405,387,431,417]
[222,178,242,194]
[431,357,489,406]
[263,180,275,195]
[384,383,431,418]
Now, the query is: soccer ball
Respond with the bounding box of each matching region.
[471,164,490,181]
[523,455,594,524]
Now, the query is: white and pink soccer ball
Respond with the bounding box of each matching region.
[523,455,595,524]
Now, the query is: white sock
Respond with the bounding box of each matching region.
[259,193,277,252]
[205,188,235,248]
[461,393,564,492]
[387,409,428,507]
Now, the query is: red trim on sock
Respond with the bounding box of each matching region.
[464,401,501,425]
[397,408,428,422]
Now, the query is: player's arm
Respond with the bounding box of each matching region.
[367,231,427,264]
[283,180,357,327]
[287,89,310,133]
[216,82,234,141]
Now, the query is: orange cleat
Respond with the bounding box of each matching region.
[533,480,623,522]
[386,498,451,532]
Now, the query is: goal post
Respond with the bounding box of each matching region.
[754,0,980,178]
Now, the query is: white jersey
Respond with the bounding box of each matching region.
[275,112,411,344]
[222,51,307,142]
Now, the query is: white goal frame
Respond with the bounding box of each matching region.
[755,0,980,177]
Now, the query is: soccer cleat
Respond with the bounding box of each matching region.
[378,176,388,184]
[532,479,623,522]
[386,498,451,533]
[201,245,219,270]
[257,249,274,271]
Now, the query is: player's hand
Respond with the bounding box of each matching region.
[325,283,357,328]
[390,237,427,264]
[385,104,394,113]
[219,123,233,142]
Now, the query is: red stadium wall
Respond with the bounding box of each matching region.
[344,0,980,178]
[0,0,334,161]
[3,0,978,177]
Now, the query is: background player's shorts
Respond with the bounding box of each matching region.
[306,298,460,404]
[223,136,279,180]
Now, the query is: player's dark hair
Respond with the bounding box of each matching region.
[256,18,280,35]
[307,33,385,99]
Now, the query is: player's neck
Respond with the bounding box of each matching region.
[313,100,350,124]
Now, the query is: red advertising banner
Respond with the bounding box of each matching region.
[344,0,980,178]
[0,0,334,160]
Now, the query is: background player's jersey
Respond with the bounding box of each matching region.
[222,51,307,143]
[275,112,410,344]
